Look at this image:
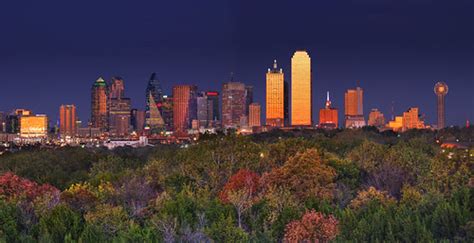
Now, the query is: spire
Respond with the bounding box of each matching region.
[325,91,331,109]
[273,59,278,69]
[327,91,330,101]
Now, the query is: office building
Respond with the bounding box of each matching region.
[344,86,365,128]
[266,60,288,127]
[131,109,146,133]
[206,91,220,123]
[319,92,338,129]
[172,85,197,132]
[145,73,165,131]
[20,114,48,138]
[59,105,77,138]
[109,77,131,137]
[222,81,247,128]
[91,77,108,131]
[291,50,312,126]
[434,82,448,129]
[162,95,174,131]
[368,109,385,128]
[248,103,261,127]
[388,107,425,132]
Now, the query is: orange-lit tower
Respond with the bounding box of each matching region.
[249,103,261,127]
[266,60,287,127]
[91,77,108,131]
[172,85,197,133]
[291,51,312,126]
[319,92,338,129]
[59,104,77,138]
[434,82,448,129]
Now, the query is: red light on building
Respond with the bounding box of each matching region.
[206,91,219,96]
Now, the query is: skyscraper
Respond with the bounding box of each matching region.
[222,81,247,128]
[248,103,261,127]
[206,91,220,126]
[59,105,77,138]
[245,85,254,116]
[344,86,365,128]
[109,77,131,137]
[291,51,312,126]
[266,60,288,127]
[131,109,146,133]
[197,92,215,128]
[319,92,338,129]
[162,95,174,131]
[172,85,197,132]
[20,114,48,138]
[145,73,165,131]
[434,82,448,129]
[91,77,108,131]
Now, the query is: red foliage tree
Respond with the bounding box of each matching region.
[0,172,59,202]
[219,169,261,228]
[284,209,339,243]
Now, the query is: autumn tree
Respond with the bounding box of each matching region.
[219,169,261,228]
[262,149,336,203]
[283,209,339,242]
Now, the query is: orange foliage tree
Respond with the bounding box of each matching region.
[219,169,261,228]
[284,209,339,242]
[262,149,336,203]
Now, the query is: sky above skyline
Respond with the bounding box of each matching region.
[1,0,473,126]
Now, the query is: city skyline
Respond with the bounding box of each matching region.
[0,1,472,126]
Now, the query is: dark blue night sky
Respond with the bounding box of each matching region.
[1,0,472,126]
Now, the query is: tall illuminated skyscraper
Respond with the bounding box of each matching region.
[368,109,385,128]
[172,85,197,132]
[109,77,131,137]
[91,77,108,131]
[291,51,312,126]
[266,60,288,127]
[344,86,365,128]
[59,105,77,138]
[434,82,448,129]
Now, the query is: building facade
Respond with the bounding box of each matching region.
[109,77,131,138]
[291,51,312,126]
[59,105,77,138]
[266,60,288,127]
[131,109,146,133]
[344,86,365,128]
[145,73,165,131]
[91,77,108,131]
[388,107,425,132]
[172,85,197,132]
[368,109,385,128]
[222,82,247,129]
[248,103,261,127]
[20,115,48,138]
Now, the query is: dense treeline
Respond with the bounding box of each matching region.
[0,127,473,242]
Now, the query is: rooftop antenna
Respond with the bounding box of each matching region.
[273,59,278,69]
[391,101,395,121]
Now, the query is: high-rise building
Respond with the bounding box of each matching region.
[291,50,312,126]
[319,92,338,129]
[222,81,247,128]
[248,103,261,127]
[131,109,146,133]
[162,95,174,131]
[266,60,288,127]
[197,92,215,128]
[145,73,165,131]
[5,114,19,134]
[109,77,125,99]
[245,85,253,116]
[59,105,77,138]
[172,85,197,132]
[91,77,108,131]
[109,77,131,137]
[344,86,365,128]
[206,91,220,125]
[20,114,48,138]
[368,109,385,128]
[434,82,448,129]
[0,112,5,133]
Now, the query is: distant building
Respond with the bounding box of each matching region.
[222,81,248,128]
[291,50,312,126]
[131,109,146,133]
[0,112,5,133]
[162,95,174,131]
[319,92,338,129]
[368,109,385,128]
[20,114,48,138]
[344,86,365,128]
[109,77,131,138]
[197,92,215,128]
[173,85,198,132]
[59,105,77,138]
[248,103,261,127]
[5,114,19,134]
[388,107,425,132]
[245,85,254,116]
[266,60,288,127]
[206,91,220,127]
[145,73,165,131]
[434,82,448,129]
[91,77,108,131]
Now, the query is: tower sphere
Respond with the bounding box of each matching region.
[434,81,448,96]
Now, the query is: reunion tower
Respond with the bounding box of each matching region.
[434,82,448,129]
